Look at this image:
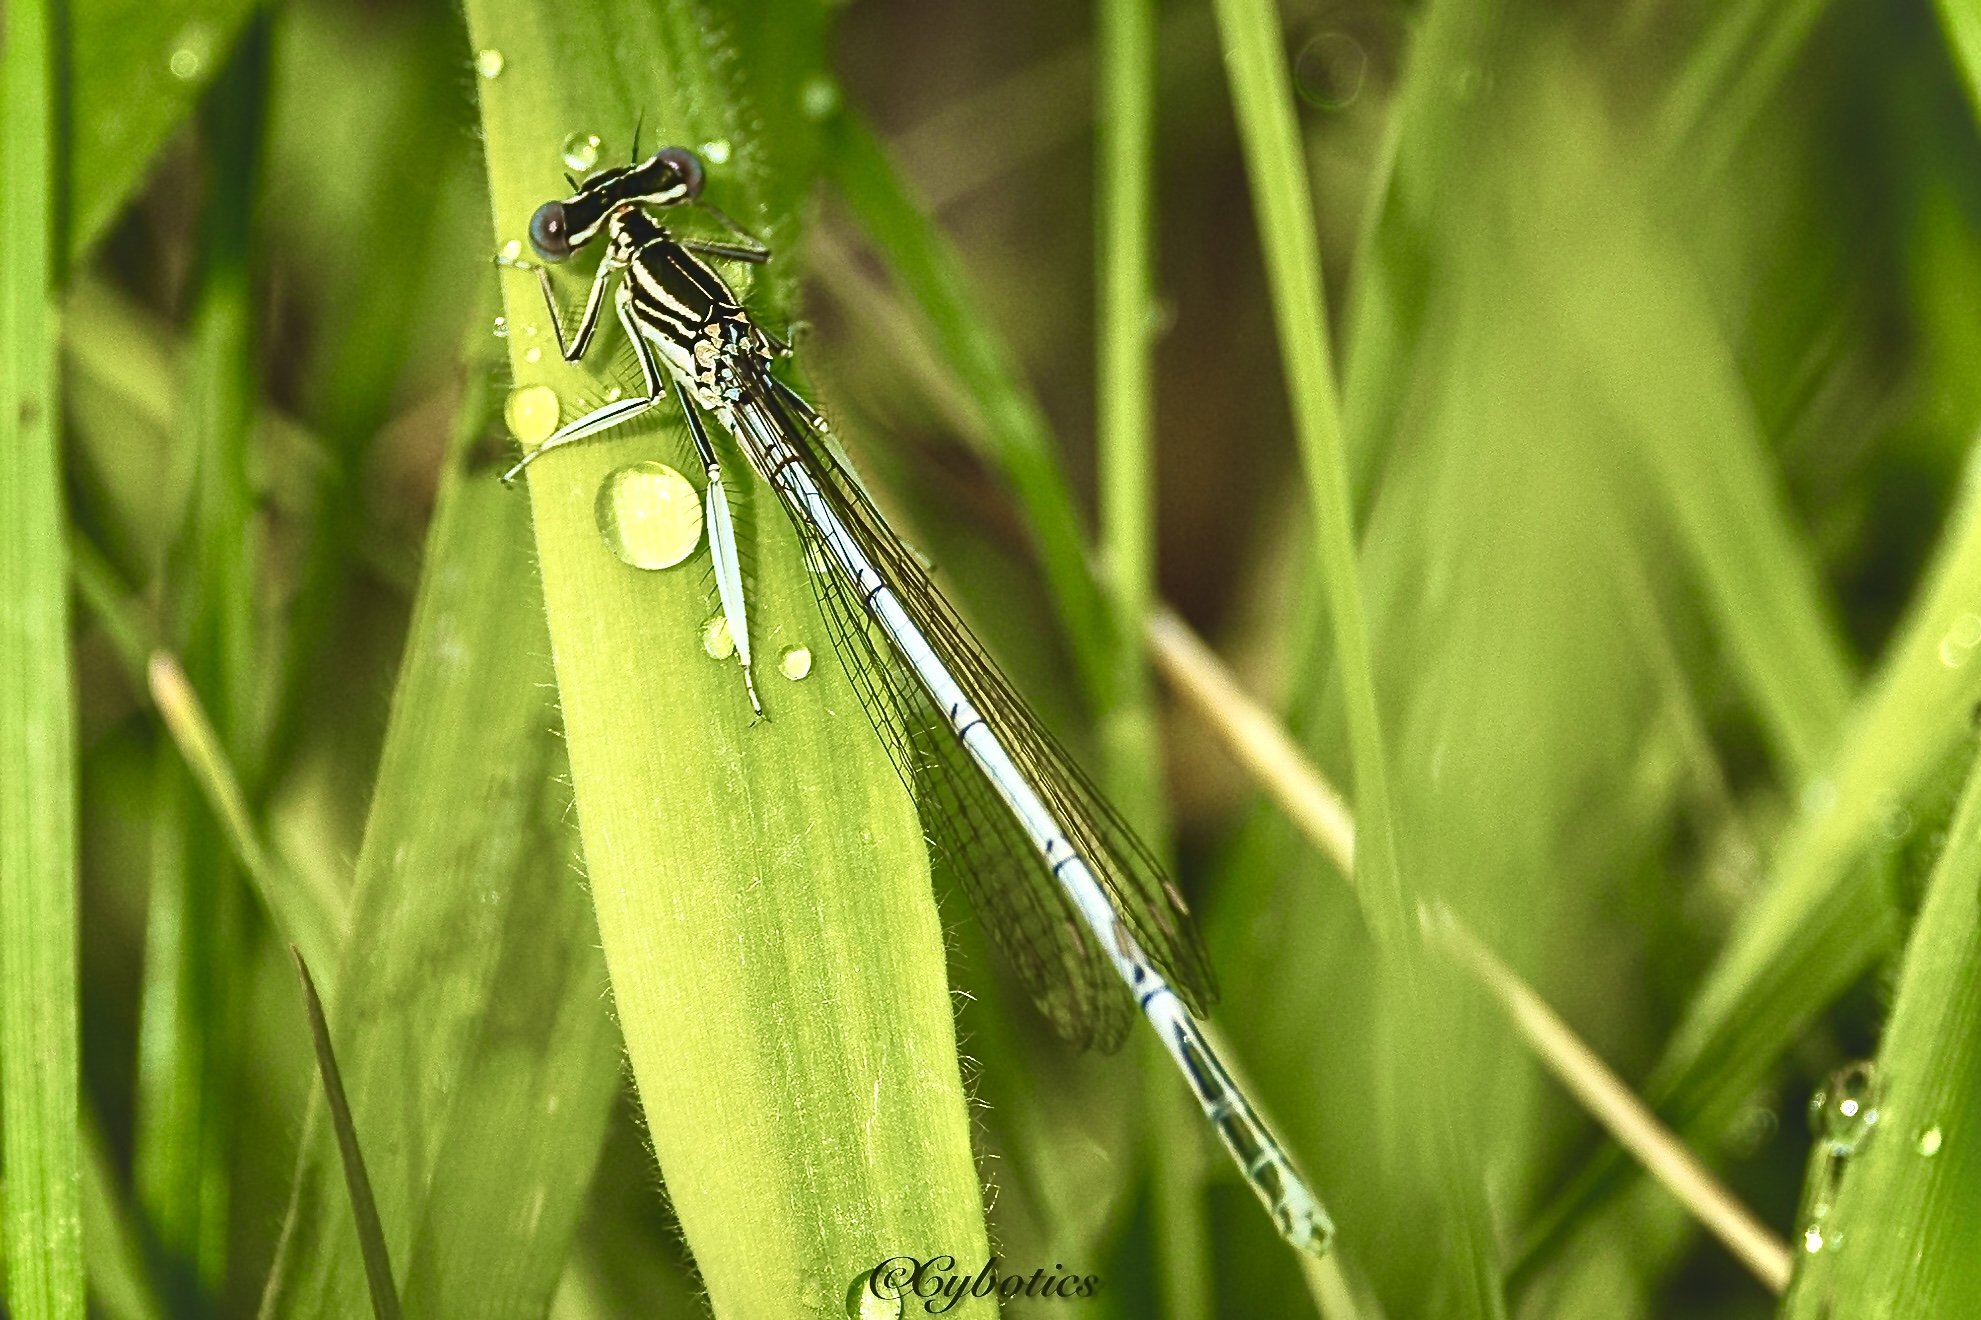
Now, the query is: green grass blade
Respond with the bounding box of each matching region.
[131,28,273,1291]
[463,1,990,1311]
[1780,744,1981,1317]
[1095,0,1217,1310]
[259,348,618,1320]
[1209,0,1503,1314]
[80,1111,165,1320]
[288,949,401,1320]
[0,0,84,1307]
[64,0,262,263]
[827,115,1118,709]
[1937,0,1981,122]
[1517,448,1981,1278]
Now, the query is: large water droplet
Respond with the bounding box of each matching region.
[596,462,704,570]
[1919,1126,1944,1157]
[1811,1061,1881,1156]
[474,48,506,79]
[561,131,602,172]
[504,384,561,447]
[702,615,737,661]
[780,646,814,681]
[1293,32,1368,109]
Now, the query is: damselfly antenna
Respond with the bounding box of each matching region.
[630,109,646,162]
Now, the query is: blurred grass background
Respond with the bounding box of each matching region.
[7,0,1981,1314]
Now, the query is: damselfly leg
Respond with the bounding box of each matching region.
[496,248,762,715]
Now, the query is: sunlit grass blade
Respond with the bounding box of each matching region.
[1779,737,1981,1317]
[0,0,84,1307]
[259,347,618,1320]
[288,947,401,1320]
[463,0,989,1309]
[1210,0,1503,1313]
[1940,0,1981,119]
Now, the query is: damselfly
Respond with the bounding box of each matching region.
[497,143,1332,1258]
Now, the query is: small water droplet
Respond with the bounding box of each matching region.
[1803,1226,1826,1254]
[1919,1126,1944,1157]
[561,131,603,172]
[700,139,732,165]
[1293,32,1368,109]
[492,316,509,339]
[854,1286,903,1320]
[166,20,214,81]
[503,384,561,447]
[801,75,841,121]
[780,646,813,680]
[1881,804,1914,841]
[605,385,623,402]
[523,346,542,364]
[702,615,736,660]
[474,48,506,79]
[596,461,704,570]
[1811,1061,1881,1156]
[499,238,523,263]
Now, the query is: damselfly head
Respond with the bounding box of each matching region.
[527,145,707,262]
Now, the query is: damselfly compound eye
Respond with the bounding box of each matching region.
[656,147,705,199]
[529,201,572,261]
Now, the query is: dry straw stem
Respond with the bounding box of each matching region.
[1145,608,1794,1292]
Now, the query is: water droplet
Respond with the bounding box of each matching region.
[492,316,509,339]
[596,461,705,571]
[801,75,841,121]
[561,131,603,172]
[166,20,215,81]
[498,239,523,263]
[700,139,732,165]
[702,615,736,660]
[780,646,814,681]
[474,48,506,79]
[1811,1061,1881,1156]
[1881,804,1914,841]
[523,346,542,364]
[1293,32,1368,109]
[605,385,623,402]
[1939,612,1981,667]
[1919,1126,1944,1157]
[503,384,561,448]
[1803,1226,1826,1254]
[853,1286,903,1320]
